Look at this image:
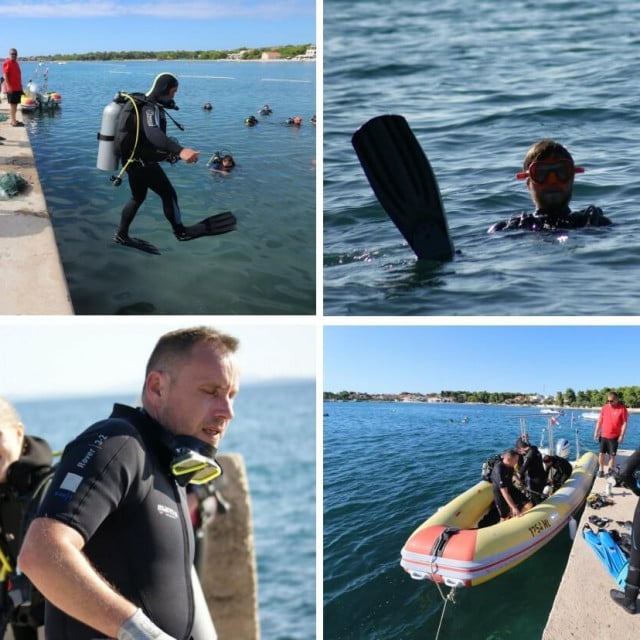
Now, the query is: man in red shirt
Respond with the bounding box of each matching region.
[2,47,23,127]
[594,391,628,477]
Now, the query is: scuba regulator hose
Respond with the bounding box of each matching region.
[110,92,141,187]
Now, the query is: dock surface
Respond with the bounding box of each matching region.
[0,102,72,314]
[543,450,638,640]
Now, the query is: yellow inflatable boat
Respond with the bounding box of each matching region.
[400,451,597,587]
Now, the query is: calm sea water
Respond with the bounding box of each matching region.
[22,60,316,314]
[14,381,316,640]
[323,0,640,315]
[323,402,640,639]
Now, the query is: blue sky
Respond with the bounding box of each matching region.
[0,319,316,400]
[324,325,640,395]
[0,1,315,57]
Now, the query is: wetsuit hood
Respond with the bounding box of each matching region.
[6,435,54,495]
[146,72,179,107]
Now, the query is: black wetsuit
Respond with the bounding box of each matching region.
[0,436,53,640]
[490,461,529,518]
[518,445,547,504]
[545,455,573,492]
[118,74,187,238]
[488,205,611,232]
[36,404,195,640]
[619,448,640,592]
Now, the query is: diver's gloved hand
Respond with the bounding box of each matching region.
[117,609,177,640]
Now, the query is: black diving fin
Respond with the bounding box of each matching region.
[351,114,455,262]
[114,232,161,255]
[177,211,237,241]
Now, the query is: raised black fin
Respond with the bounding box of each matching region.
[352,114,454,261]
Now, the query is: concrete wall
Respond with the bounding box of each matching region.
[0,103,72,314]
[201,453,260,640]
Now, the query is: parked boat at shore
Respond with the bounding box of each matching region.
[400,415,598,587]
[400,451,597,587]
[19,65,62,113]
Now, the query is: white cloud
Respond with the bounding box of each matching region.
[0,1,314,19]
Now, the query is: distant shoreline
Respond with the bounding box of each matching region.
[24,58,315,64]
[323,399,640,414]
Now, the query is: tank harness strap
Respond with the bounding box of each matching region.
[430,527,460,557]
[112,92,144,185]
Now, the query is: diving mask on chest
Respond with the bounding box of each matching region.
[169,435,222,487]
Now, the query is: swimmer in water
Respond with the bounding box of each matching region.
[208,152,235,174]
[488,139,612,232]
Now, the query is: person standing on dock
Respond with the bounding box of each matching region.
[17,326,238,639]
[2,48,23,127]
[609,446,640,613]
[594,392,628,478]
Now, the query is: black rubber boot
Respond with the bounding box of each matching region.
[610,585,639,614]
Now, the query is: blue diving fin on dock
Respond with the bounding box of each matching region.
[583,525,629,588]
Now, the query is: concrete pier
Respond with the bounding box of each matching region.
[543,450,637,640]
[0,103,72,314]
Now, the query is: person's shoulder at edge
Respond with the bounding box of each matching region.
[487,205,612,233]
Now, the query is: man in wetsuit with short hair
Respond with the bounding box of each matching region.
[542,454,573,494]
[488,139,612,232]
[18,326,239,640]
[491,448,532,520]
[514,437,547,504]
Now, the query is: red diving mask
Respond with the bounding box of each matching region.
[516,159,584,184]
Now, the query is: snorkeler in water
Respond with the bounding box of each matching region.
[488,140,612,232]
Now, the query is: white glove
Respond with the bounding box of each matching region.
[117,608,177,640]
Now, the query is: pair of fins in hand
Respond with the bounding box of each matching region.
[115,211,237,255]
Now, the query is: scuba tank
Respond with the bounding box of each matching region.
[96,97,123,171]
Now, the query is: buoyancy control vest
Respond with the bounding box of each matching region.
[0,436,55,631]
[113,91,147,163]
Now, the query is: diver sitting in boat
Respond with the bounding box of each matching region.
[514,437,547,504]
[491,449,533,521]
[542,454,573,494]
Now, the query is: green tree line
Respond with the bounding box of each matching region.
[23,45,312,63]
[324,386,640,408]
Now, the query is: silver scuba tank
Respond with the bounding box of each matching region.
[96,98,122,171]
[555,438,570,459]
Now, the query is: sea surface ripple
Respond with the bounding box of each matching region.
[324,0,640,315]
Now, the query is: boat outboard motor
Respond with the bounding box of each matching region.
[96,95,123,171]
[555,438,570,459]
